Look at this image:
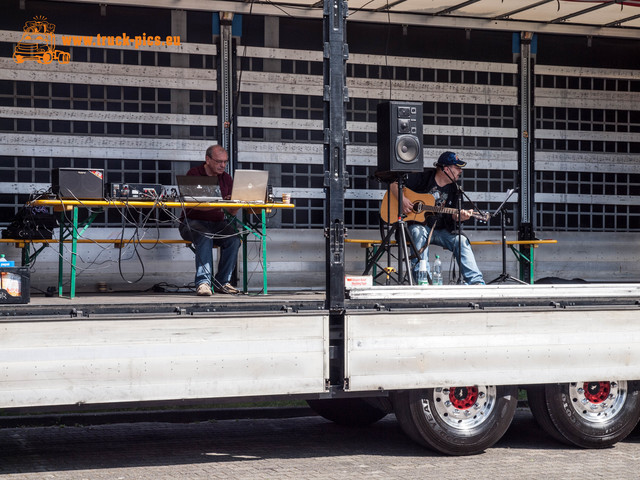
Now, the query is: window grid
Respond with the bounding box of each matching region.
[535,72,640,231]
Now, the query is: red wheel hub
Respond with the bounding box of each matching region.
[583,381,611,404]
[449,386,479,410]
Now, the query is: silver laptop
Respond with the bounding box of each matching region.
[176,175,222,202]
[230,170,269,203]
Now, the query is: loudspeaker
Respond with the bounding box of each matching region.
[52,168,105,199]
[377,101,423,172]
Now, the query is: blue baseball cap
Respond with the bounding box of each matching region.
[437,151,467,168]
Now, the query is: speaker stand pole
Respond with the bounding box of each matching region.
[364,174,421,285]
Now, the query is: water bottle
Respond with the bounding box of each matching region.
[432,255,443,285]
[0,254,14,267]
[417,259,429,286]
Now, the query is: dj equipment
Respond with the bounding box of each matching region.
[109,183,164,200]
[52,168,104,199]
[1,206,57,240]
[377,101,424,173]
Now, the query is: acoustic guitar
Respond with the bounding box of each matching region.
[380,187,490,224]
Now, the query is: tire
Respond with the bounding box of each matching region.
[391,385,518,456]
[306,397,390,427]
[58,52,70,64]
[542,381,640,448]
[526,385,571,445]
[40,52,52,64]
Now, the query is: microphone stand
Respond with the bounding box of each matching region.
[488,188,527,285]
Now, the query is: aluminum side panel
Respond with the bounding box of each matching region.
[0,313,329,408]
[345,309,640,391]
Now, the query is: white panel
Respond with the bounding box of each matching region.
[346,307,640,390]
[0,107,216,126]
[348,53,518,74]
[536,87,640,110]
[536,128,639,143]
[348,79,517,105]
[536,64,640,80]
[237,117,517,139]
[0,134,211,160]
[240,46,322,62]
[0,313,329,408]
[535,151,640,174]
[237,71,517,105]
[0,58,217,90]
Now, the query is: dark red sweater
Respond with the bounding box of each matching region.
[183,164,233,222]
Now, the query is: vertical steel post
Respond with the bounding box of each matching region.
[323,0,349,314]
[518,33,536,282]
[219,13,235,166]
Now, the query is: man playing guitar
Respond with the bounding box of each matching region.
[387,151,486,285]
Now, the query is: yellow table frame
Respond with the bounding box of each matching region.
[29,199,294,298]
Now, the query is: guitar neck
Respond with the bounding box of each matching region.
[423,204,458,216]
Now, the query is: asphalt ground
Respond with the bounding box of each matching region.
[1,408,640,479]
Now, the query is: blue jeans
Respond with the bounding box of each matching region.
[408,224,485,285]
[179,218,241,288]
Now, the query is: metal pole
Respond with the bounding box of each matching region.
[518,32,536,281]
[323,0,349,314]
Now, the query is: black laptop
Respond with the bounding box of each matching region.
[176,175,223,202]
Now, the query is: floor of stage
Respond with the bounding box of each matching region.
[6,289,329,316]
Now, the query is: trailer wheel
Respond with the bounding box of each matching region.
[306,398,390,427]
[541,381,640,448]
[526,385,571,445]
[391,385,518,456]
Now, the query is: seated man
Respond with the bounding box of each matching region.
[390,151,485,285]
[178,145,241,296]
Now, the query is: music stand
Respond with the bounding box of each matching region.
[364,172,424,285]
[488,188,527,285]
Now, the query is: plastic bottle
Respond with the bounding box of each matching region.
[0,254,14,267]
[432,255,443,285]
[417,259,429,286]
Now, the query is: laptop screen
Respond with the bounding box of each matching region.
[230,170,269,203]
[176,175,222,200]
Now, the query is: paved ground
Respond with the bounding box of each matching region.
[1,409,640,479]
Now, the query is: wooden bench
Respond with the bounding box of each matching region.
[345,237,557,284]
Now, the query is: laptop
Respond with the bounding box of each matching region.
[230,170,269,203]
[176,175,223,202]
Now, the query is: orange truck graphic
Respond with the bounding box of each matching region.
[13,16,70,65]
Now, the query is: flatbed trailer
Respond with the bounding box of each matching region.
[2,283,640,455]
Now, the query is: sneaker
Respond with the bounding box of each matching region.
[196,283,213,296]
[214,282,240,295]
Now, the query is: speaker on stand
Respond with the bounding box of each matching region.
[376,101,423,173]
[368,101,424,285]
